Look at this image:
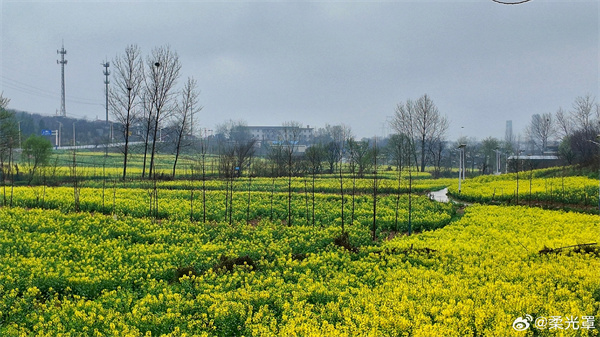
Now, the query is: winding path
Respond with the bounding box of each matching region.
[428,188,449,203]
[429,187,473,206]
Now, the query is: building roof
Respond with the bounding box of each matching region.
[507,155,559,160]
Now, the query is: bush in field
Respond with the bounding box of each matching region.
[22,135,52,183]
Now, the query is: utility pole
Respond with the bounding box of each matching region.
[458,144,466,193]
[57,42,67,117]
[17,122,22,149]
[57,122,62,147]
[102,61,110,156]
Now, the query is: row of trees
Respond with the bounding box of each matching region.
[522,94,600,166]
[0,94,55,188]
[109,44,201,180]
[208,94,451,180]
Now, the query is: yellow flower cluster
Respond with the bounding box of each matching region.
[5,183,454,232]
[449,174,599,207]
[0,203,597,336]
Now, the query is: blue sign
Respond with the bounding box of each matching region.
[41,129,52,136]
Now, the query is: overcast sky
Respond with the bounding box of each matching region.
[1,0,598,141]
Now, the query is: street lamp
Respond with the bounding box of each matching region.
[516,149,524,204]
[72,121,76,146]
[17,121,22,149]
[587,135,600,213]
[457,144,466,193]
[527,153,532,206]
[58,122,62,147]
[493,148,502,175]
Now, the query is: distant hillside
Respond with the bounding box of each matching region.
[9,110,125,147]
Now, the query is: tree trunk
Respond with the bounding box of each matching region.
[123,121,130,180]
[172,134,182,178]
[420,134,426,172]
[142,123,151,178]
[149,120,159,179]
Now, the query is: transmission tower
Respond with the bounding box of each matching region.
[102,61,110,123]
[57,43,67,116]
[102,61,110,155]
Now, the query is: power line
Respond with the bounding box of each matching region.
[2,76,60,97]
[1,75,100,103]
[1,75,104,106]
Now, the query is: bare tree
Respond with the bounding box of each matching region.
[386,133,411,172]
[217,142,236,225]
[319,124,349,173]
[140,90,155,178]
[324,141,341,174]
[479,137,501,175]
[0,93,16,168]
[282,121,303,226]
[570,94,597,132]
[216,120,256,177]
[427,138,446,178]
[304,143,325,226]
[199,132,211,223]
[347,137,373,178]
[334,126,352,234]
[568,128,599,166]
[0,93,17,206]
[145,45,181,179]
[392,94,449,172]
[371,137,380,241]
[110,44,144,180]
[386,133,412,230]
[171,77,201,178]
[231,125,256,176]
[557,95,600,166]
[555,107,572,139]
[525,113,555,153]
[267,142,286,177]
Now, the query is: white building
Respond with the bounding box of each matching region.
[245,125,314,145]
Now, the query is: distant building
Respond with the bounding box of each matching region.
[245,125,314,150]
[242,125,314,154]
[507,154,561,172]
[505,120,514,145]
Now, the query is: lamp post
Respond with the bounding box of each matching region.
[17,121,22,149]
[516,149,524,204]
[458,144,466,193]
[528,153,532,206]
[58,122,62,147]
[72,122,76,146]
[587,135,600,213]
[494,148,501,175]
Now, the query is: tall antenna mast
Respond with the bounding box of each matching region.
[57,42,67,116]
[102,61,110,155]
[102,61,110,123]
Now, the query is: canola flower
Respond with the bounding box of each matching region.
[4,184,454,233]
[0,204,598,336]
[449,174,599,208]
